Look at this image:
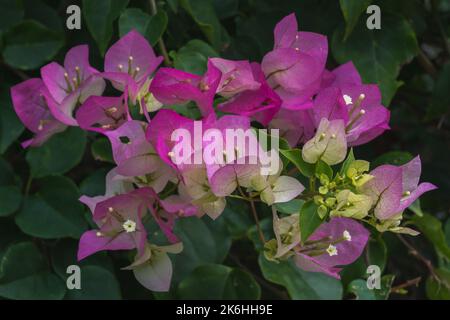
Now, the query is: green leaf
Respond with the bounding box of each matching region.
[0,0,24,32]
[91,137,114,163]
[26,127,86,178]
[15,176,88,239]
[66,266,121,299]
[279,149,315,178]
[0,242,66,300]
[179,0,228,51]
[146,9,168,46]
[0,185,22,217]
[332,13,418,105]
[372,151,413,168]
[275,199,304,214]
[426,268,450,300]
[173,39,219,75]
[0,89,24,153]
[119,8,151,37]
[259,255,343,300]
[2,20,64,70]
[23,0,63,31]
[50,239,120,299]
[178,264,260,299]
[339,148,355,176]
[0,157,20,186]
[366,237,387,272]
[80,168,109,197]
[427,63,450,120]
[299,201,322,243]
[315,160,333,180]
[339,0,372,40]
[412,213,450,260]
[83,0,129,55]
[221,198,253,239]
[348,275,395,300]
[170,216,232,284]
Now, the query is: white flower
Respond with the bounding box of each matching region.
[343,230,352,242]
[326,244,338,256]
[343,94,353,105]
[123,219,137,233]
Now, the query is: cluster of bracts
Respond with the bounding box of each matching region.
[11,14,436,291]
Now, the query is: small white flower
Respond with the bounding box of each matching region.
[343,94,353,105]
[343,230,352,242]
[326,244,338,256]
[122,219,137,233]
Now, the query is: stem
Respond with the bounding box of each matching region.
[250,196,266,244]
[24,175,33,197]
[397,234,438,280]
[149,0,172,66]
[417,49,437,78]
[390,277,422,294]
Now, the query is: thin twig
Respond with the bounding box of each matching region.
[390,277,422,294]
[431,0,450,56]
[397,234,438,279]
[417,49,437,78]
[149,0,172,66]
[249,197,266,244]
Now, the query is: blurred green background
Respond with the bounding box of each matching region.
[0,0,449,300]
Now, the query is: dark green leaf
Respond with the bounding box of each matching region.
[315,160,333,180]
[146,9,168,46]
[83,0,129,55]
[173,39,218,75]
[426,268,450,300]
[0,0,24,32]
[339,0,372,40]
[372,151,413,168]
[332,13,418,105]
[412,213,450,260]
[2,20,64,70]
[0,242,66,299]
[119,8,151,37]
[259,255,342,299]
[275,199,304,214]
[178,264,260,299]
[179,0,228,51]
[0,185,22,217]
[427,63,450,120]
[299,201,322,243]
[26,127,86,178]
[348,275,395,300]
[15,176,88,239]
[91,137,114,163]
[170,216,232,284]
[0,89,24,153]
[366,237,387,272]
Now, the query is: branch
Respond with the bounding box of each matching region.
[397,234,438,280]
[149,0,172,66]
[390,277,422,294]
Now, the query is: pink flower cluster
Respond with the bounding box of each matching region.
[10,13,436,291]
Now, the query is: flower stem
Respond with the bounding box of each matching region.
[149,0,172,66]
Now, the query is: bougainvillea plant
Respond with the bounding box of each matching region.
[9,12,438,294]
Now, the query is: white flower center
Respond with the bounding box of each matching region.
[343,94,353,105]
[343,230,352,242]
[122,219,137,233]
[326,244,338,256]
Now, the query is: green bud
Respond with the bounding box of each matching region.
[325,197,337,207]
[318,186,329,195]
[318,205,328,219]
